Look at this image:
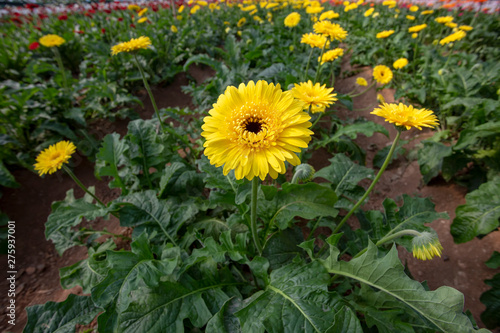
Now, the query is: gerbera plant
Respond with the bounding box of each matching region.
[39,34,68,91]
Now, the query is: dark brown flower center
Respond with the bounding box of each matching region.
[245,121,262,134]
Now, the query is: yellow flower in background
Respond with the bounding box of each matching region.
[364,8,374,16]
[39,34,65,47]
[138,8,148,17]
[320,10,339,20]
[284,12,301,27]
[209,3,217,10]
[459,25,473,31]
[406,15,415,20]
[393,58,408,69]
[171,25,178,33]
[301,32,330,48]
[373,65,393,85]
[137,17,147,23]
[201,80,313,180]
[198,0,208,6]
[446,22,457,28]
[292,80,338,113]
[237,17,247,27]
[178,5,185,13]
[267,12,272,22]
[190,5,200,14]
[435,16,454,24]
[344,3,358,12]
[225,27,231,33]
[241,4,256,11]
[318,48,344,64]
[409,5,419,12]
[377,93,385,103]
[34,141,76,176]
[306,6,324,14]
[177,15,183,20]
[421,10,434,15]
[408,23,427,33]
[440,30,466,45]
[371,103,439,130]
[412,232,443,260]
[382,0,396,8]
[412,33,418,39]
[356,77,368,86]
[127,4,140,11]
[254,15,263,23]
[376,30,395,39]
[313,21,348,41]
[266,3,279,10]
[372,12,379,18]
[111,36,152,55]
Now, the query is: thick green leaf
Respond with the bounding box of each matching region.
[361,307,415,333]
[485,251,500,269]
[454,122,500,150]
[235,261,340,333]
[322,242,487,333]
[25,294,101,333]
[126,119,165,173]
[480,272,500,329]
[60,239,116,293]
[325,306,363,333]
[158,162,186,197]
[45,188,109,255]
[262,228,305,270]
[417,141,452,184]
[205,297,243,333]
[95,133,133,192]
[451,178,500,243]
[0,160,19,188]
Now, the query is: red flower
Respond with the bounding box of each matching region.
[130,24,136,28]
[118,17,123,21]
[11,17,22,24]
[88,9,95,14]
[104,9,111,14]
[39,13,48,19]
[34,26,41,31]
[58,14,68,20]
[26,3,39,9]
[74,30,85,34]
[29,41,40,50]
[85,12,93,18]
[101,28,106,34]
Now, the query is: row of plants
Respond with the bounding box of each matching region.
[0,0,498,331]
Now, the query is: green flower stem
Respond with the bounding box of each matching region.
[353,229,421,258]
[298,105,313,161]
[81,229,131,241]
[311,112,323,130]
[314,39,329,84]
[330,61,336,87]
[63,165,106,207]
[348,81,376,98]
[53,47,69,92]
[332,129,402,235]
[251,178,263,255]
[306,217,322,241]
[443,44,454,69]
[134,54,165,132]
[303,48,314,81]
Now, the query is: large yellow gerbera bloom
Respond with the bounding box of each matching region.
[371,103,439,130]
[318,48,344,64]
[34,141,76,176]
[376,30,395,39]
[111,36,151,55]
[39,34,65,48]
[372,65,393,85]
[284,12,301,27]
[313,20,348,41]
[292,80,337,113]
[300,33,330,48]
[202,81,313,180]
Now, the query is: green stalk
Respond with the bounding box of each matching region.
[349,81,376,98]
[134,54,165,131]
[311,112,323,129]
[53,47,68,92]
[330,61,336,87]
[63,165,106,207]
[298,105,313,161]
[314,39,329,84]
[303,48,314,81]
[353,229,421,258]
[251,178,263,255]
[332,129,402,234]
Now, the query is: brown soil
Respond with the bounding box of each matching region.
[1,64,499,332]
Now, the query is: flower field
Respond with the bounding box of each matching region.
[0,0,499,332]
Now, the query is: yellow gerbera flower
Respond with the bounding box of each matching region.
[190,5,200,14]
[382,0,396,8]
[313,21,348,41]
[137,17,148,23]
[356,77,368,86]
[439,30,466,45]
[364,8,374,17]
[420,10,434,15]
[376,30,395,39]
[284,12,301,27]
[111,36,152,55]
[412,232,443,260]
[412,33,418,39]
[291,80,337,113]
[445,22,457,28]
[406,15,415,20]
[458,25,473,31]
[237,17,247,27]
[320,10,339,20]
[409,5,419,12]
[128,4,140,11]
[138,8,148,17]
[306,6,324,14]
[171,25,178,33]
[39,34,65,48]
[393,58,408,69]
[344,3,358,12]
[34,141,76,176]
[300,33,330,48]
[371,103,439,130]
[372,65,393,85]
[318,48,344,64]
[241,4,256,11]
[408,23,427,33]
[435,16,454,24]
[201,81,313,180]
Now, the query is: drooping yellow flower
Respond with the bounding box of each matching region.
[171,25,178,33]
[372,65,393,85]
[306,6,324,14]
[435,16,454,24]
[237,17,247,27]
[356,77,368,86]
[292,80,337,113]
[320,10,339,20]
[412,232,443,260]
[376,30,395,39]
[301,33,330,48]
[313,21,348,41]
[137,17,148,23]
[364,8,374,17]
[409,5,419,12]
[421,10,434,15]
[408,23,427,33]
[439,30,466,45]
[318,48,344,64]
[39,34,65,48]
[138,8,148,17]
[393,58,408,69]
[111,36,152,55]
[284,12,301,27]
[458,25,473,31]
[371,103,439,130]
[201,81,313,180]
[34,141,76,176]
